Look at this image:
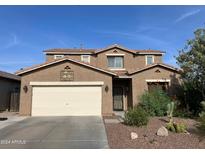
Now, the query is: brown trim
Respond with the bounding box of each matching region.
[15,58,117,76]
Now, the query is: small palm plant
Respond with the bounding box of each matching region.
[167,101,175,123]
[166,100,187,133]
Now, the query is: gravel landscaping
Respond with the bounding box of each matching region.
[104,117,205,148]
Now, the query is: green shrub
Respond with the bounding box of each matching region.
[176,82,204,117]
[139,88,172,116]
[198,101,205,131]
[173,109,192,118]
[172,97,194,118]
[124,106,149,127]
[198,114,205,131]
[166,122,176,132]
[166,122,187,133]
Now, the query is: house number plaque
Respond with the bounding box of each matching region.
[60,70,74,81]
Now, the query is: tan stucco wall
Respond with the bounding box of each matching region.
[96,48,134,71]
[154,55,162,63]
[19,61,113,116]
[131,66,181,106]
[46,54,54,61]
[46,54,97,66]
[46,49,162,72]
[95,49,163,72]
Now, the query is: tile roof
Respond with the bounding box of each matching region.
[44,48,96,54]
[15,58,117,76]
[134,49,165,54]
[0,70,21,81]
[43,44,164,55]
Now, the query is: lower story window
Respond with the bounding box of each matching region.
[147,82,169,92]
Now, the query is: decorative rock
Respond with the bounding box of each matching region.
[157,126,168,137]
[130,132,138,139]
[149,139,158,145]
[185,130,190,135]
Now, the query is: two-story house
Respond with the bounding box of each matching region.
[16,44,181,116]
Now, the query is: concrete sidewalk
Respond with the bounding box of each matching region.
[0,114,28,130]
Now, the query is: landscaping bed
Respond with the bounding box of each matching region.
[104,117,205,148]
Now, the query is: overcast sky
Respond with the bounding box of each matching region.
[0,5,204,73]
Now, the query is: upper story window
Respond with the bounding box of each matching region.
[81,55,90,63]
[54,55,64,59]
[107,56,124,69]
[146,55,154,65]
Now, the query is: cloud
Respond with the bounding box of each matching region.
[95,30,169,46]
[135,26,168,33]
[4,33,20,49]
[174,9,201,23]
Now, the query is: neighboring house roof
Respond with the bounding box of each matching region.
[0,70,21,81]
[15,58,117,76]
[128,63,181,75]
[43,44,164,55]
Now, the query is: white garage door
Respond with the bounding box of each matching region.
[31,82,103,116]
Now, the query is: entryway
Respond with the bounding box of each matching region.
[113,87,123,110]
[112,78,132,111]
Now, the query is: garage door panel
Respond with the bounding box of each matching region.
[32,85,102,116]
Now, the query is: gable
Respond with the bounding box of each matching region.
[96,47,135,57]
[16,58,116,76]
[95,45,135,55]
[128,63,180,76]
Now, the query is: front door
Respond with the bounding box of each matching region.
[113,87,123,111]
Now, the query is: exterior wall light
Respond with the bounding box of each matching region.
[23,85,28,93]
[105,85,109,92]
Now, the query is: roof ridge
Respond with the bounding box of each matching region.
[43,48,96,52]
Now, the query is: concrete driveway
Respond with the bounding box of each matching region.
[0,116,109,149]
